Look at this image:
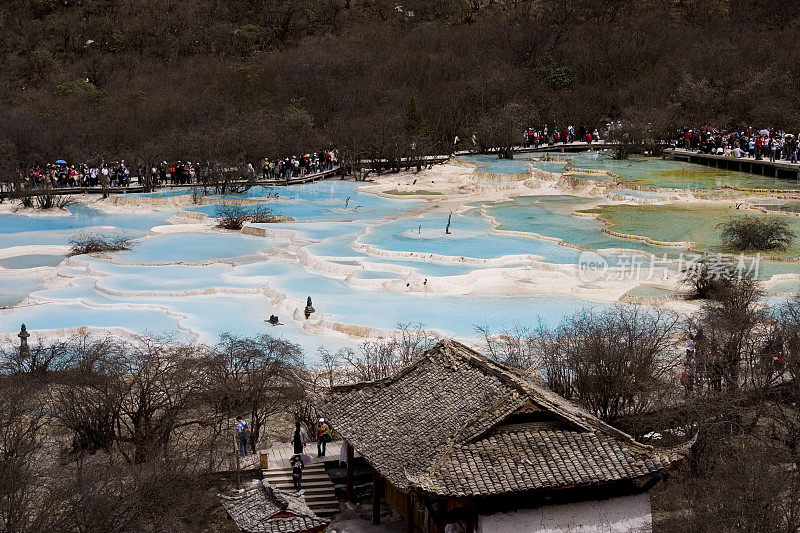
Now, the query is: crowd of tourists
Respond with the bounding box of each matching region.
[675,126,799,163]
[18,150,340,189]
[523,125,602,147]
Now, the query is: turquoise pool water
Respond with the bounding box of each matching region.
[486,196,680,256]
[352,270,403,280]
[109,232,275,264]
[360,209,587,263]
[0,204,176,234]
[187,182,420,223]
[0,254,65,269]
[5,154,799,359]
[0,275,44,307]
[612,189,668,200]
[263,262,603,338]
[546,151,800,190]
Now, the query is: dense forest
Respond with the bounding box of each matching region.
[1,0,800,172]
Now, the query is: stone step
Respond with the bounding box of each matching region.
[310,504,340,514]
[267,464,326,475]
[274,483,335,493]
[274,485,334,494]
[264,472,333,485]
[303,489,339,505]
[272,485,333,494]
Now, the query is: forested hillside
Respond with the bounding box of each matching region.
[2,0,800,169]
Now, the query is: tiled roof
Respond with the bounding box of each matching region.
[321,340,685,497]
[219,481,329,533]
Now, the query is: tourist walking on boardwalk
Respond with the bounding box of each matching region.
[788,135,798,163]
[316,417,330,457]
[237,416,251,456]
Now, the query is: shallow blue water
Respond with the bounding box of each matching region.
[109,233,275,264]
[0,254,65,269]
[612,189,667,200]
[486,196,679,255]
[265,264,603,337]
[187,183,419,223]
[0,299,192,341]
[550,151,800,190]
[0,275,45,307]
[352,270,403,280]
[12,161,795,357]
[360,209,586,263]
[0,204,176,234]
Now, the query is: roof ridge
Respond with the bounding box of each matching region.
[328,345,443,394]
[418,388,523,482]
[439,341,651,448]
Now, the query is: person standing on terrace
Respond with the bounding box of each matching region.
[316,418,330,457]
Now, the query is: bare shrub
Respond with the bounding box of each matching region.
[719,216,796,252]
[214,204,277,230]
[679,258,735,299]
[68,232,135,256]
[692,275,765,390]
[203,334,304,452]
[0,377,54,533]
[656,438,800,532]
[35,191,74,209]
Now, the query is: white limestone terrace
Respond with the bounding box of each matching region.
[2,151,799,359]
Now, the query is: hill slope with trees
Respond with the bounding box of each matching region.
[1,0,799,172]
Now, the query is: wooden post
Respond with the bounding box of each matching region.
[346,442,354,502]
[234,428,241,490]
[372,471,382,525]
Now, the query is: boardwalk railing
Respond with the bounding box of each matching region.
[664,148,800,180]
[2,141,629,199]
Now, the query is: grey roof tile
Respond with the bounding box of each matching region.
[322,340,685,497]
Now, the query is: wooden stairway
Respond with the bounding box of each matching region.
[263,462,340,516]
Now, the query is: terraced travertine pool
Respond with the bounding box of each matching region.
[3,152,800,359]
[583,204,800,258]
[551,151,800,189]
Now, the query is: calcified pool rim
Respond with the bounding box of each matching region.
[4,152,800,356]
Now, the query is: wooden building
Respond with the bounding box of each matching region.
[218,481,329,533]
[321,340,687,532]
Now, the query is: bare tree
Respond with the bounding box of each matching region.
[0,376,55,533]
[333,324,438,383]
[692,276,765,390]
[214,204,278,230]
[204,334,304,452]
[476,324,539,371]
[534,305,683,422]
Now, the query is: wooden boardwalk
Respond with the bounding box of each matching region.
[263,440,344,469]
[2,167,341,198]
[227,440,344,471]
[664,148,800,180]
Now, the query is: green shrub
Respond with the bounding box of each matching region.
[719,216,796,252]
